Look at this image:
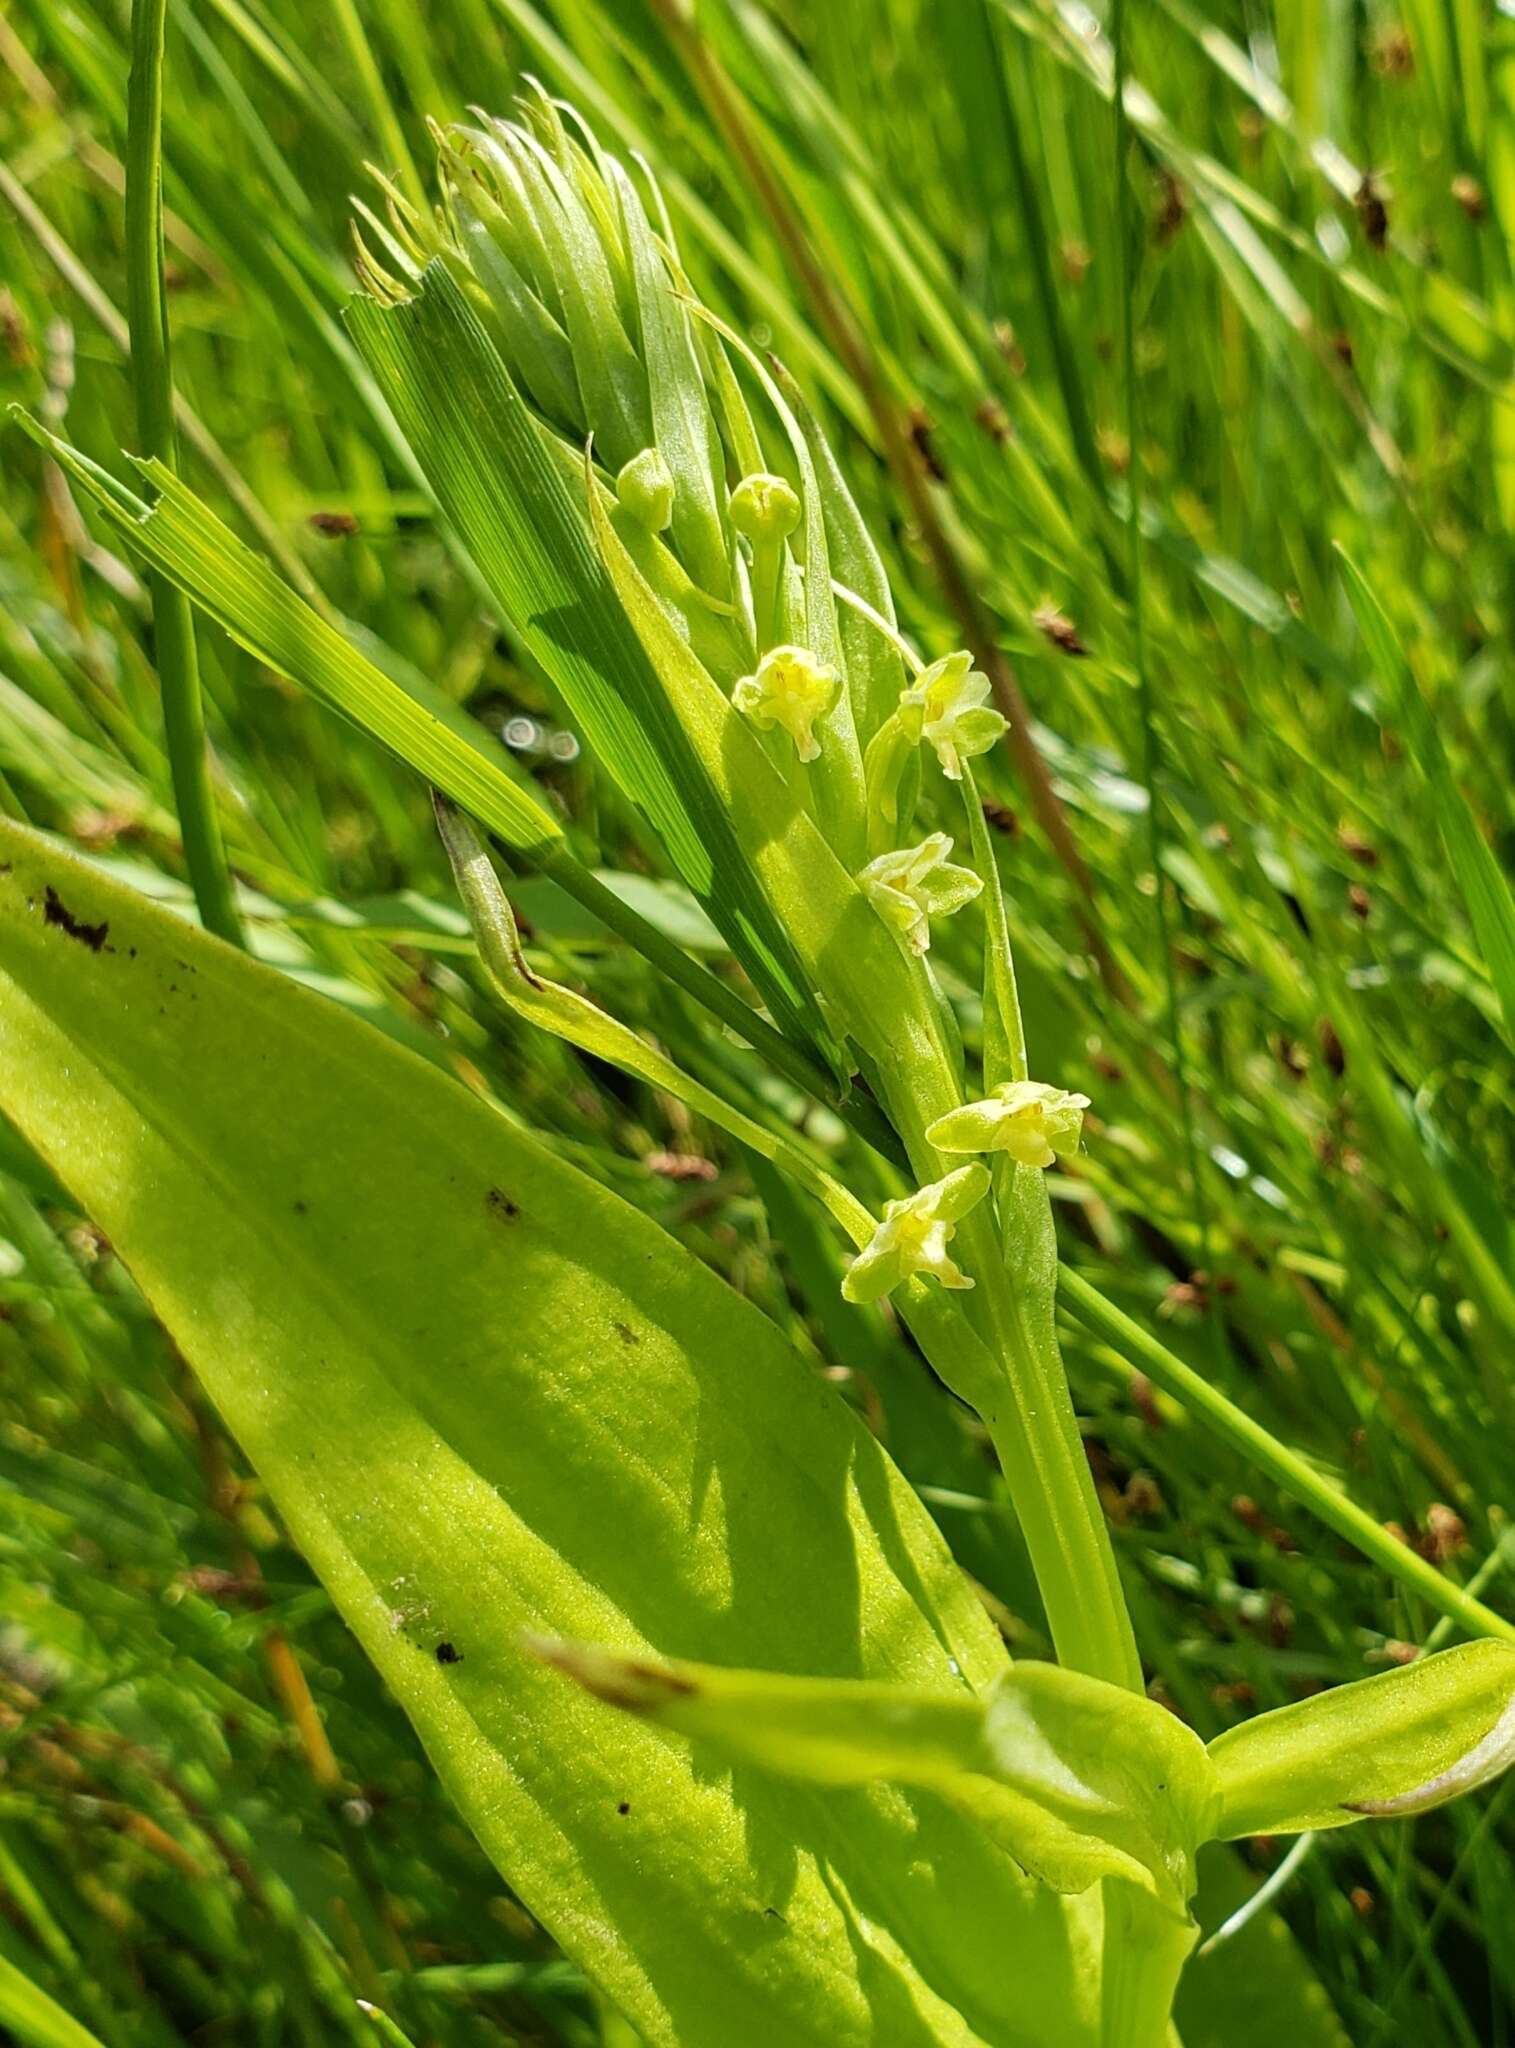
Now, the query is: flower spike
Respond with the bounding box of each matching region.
[900,651,1006,781]
[859,833,983,957]
[732,644,838,763]
[841,1164,991,1304]
[927,1081,1090,1170]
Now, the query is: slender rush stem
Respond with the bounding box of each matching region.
[1061,1269,1515,1645]
[125,0,242,946]
[1110,0,1216,1355]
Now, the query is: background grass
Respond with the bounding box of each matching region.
[2,0,1514,2040]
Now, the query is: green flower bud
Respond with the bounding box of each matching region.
[729,471,802,543]
[616,447,676,532]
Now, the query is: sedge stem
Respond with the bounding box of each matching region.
[125,0,242,947]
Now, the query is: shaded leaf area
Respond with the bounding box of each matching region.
[0,820,1099,2048]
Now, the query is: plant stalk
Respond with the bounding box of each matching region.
[125,0,242,946]
[972,1242,1144,1691]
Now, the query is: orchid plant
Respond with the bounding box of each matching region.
[6,79,1515,2048]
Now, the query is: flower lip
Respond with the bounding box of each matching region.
[732,644,838,763]
[926,1081,1091,1169]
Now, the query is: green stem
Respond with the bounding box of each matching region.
[125,0,242,947]
[1100,1884,1196,2048]
[1061,1269,1515,1645]
[972,1242,1144,1692]
[955,773,1141,1690]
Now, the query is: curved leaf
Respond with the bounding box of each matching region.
[1209,1641,1515,1837]
[536,1641,1216,1909]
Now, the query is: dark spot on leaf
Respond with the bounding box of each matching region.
[43,887,108,952]
[292,1200,308,1215]
[763,1907,788,1924]
[613,1321,640,1346]
[616,1801,631,1816]
[435,1641,462,1665]
[308,510,360,537]
[486,1188,520,1221]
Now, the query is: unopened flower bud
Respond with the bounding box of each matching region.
[729,471,801,542]
[927,1081,1090,1169]
[616,447,675,532]
[732,644,837,763]
[900,651,1006,781]
[859,833,982,957]
[842,1165,990,1304]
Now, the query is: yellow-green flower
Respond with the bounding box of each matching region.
[900,650,1006,781]
[927,1081,1091,1169]
[859,833,983,957]
[732,644,837,763]
[841,1164,990,1304]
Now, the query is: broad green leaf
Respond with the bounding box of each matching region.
[536,1641,1217,1909]
[342,262,839,1071]
[984,1661,1216,1904]
[1337,544,1515,1050]
[0,1955,107,2048]
[1208,1641,1515,1838]
[0,819,1104,2048]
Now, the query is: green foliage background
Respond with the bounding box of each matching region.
[1,0,1513,2040]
